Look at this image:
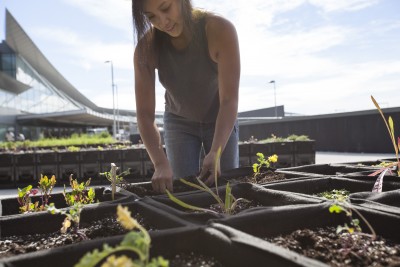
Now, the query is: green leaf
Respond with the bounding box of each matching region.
[224,182,232,213]
[329,204,343,213]
[121,232,148,261]
[165,190,216,214]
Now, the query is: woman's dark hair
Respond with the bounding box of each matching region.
[132,0,197,61]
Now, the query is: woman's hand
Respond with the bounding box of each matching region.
[151,162,174,193]
[199,151,221,186]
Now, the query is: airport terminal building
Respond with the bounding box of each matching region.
[0,10,137,142]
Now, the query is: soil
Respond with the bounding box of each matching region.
[0,212,152,259]
[1,211,224,266]
[265,226,400,267]
[225,170,286,184]
[209,199,263,215]
[125,171,285,198]
[170,252,223,267]
[124,176,200,197]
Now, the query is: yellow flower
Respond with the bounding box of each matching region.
[101,255,135,267]
[117,205,139,230]
[268,154,278,163]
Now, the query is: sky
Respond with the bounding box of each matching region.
[1,0,399,115]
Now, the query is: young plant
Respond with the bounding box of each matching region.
[17,174,57,213]
[38,174,57,209]
[329,196,376,240]
[17,185,39,213]
[252,152,278,176]
[369,96,400,192]
[166,147,249,215]
[47,202,86,239]
[316,189,350,200]
[63,174,95,206]
[75,205,169,267]
[100,165,131,188]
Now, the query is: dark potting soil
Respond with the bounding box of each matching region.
[125,177,199,198]
[126,171,285,197]
[265,226,400,267]
[226,170,285,184]
[170,252,222,267]
[209,199,263,215]
[0,213,153,259]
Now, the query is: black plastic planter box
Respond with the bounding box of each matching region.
[0,188,137,237]
[250,142,295,168]
[0,153,14,187]
[1,191,192,238]
[211,202,400,266]
[349,189,400,215]
[14,153,36,185]
[262,176,400,196]
[125,167,320,198]
[144,183,325,225]
[36,150,58,184]
[0,186,134,218]
[2,224,325,267]
[278,163,378,176]
[0,199,194,265]
[80,150,102,183]
[120,148,145,182]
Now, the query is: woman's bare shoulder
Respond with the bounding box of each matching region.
[205,13,236,36]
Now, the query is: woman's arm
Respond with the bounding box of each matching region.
[201,15,240,184]
[134,41,173,193]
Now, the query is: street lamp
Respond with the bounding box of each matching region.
[105,60,116,139]
[115,84,120,135]
[269,80,277,118]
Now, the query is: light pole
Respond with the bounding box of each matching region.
[105,60,116,139]
[269,80,277,118]
[115,84,120,136]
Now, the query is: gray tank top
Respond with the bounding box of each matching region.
[158,15,219,123]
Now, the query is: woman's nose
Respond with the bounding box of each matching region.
[159,13,170,29]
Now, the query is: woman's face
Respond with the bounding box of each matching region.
[143,0,184,37]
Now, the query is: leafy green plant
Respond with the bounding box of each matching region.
[38,174,57,209]
[75,205,169,267]
[63,175,95,206]
[17,175,57,213]
[369,96,400,192]
[67,146,81,152]
[316,189,349,200]
[166,147,249,215]
[1,133,116,152]
[47,202,86,239]
[100,166,131,188]
[329,197,376,240]
[252,152,278,177]
[17,185,39,213]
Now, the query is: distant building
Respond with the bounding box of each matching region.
[0,10,138,141]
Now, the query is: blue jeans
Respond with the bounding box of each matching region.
[163,112,239,179]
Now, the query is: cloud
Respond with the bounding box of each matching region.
[62,0,132,34]
[309,0,380,12]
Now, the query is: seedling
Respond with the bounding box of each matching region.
[369,96,400,192]
[17,185,39,213]
[17,175,57,213]
[166,147,250,215]
[329,197,376,240]
[47,202,86,239]
[63,174,95,206]
[100,165,131,188]
[75,205,169,267]
[252,152,278,177]
[38,174,56,209]
[316,189,350,200]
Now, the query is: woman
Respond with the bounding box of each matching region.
[132,0,240,193]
